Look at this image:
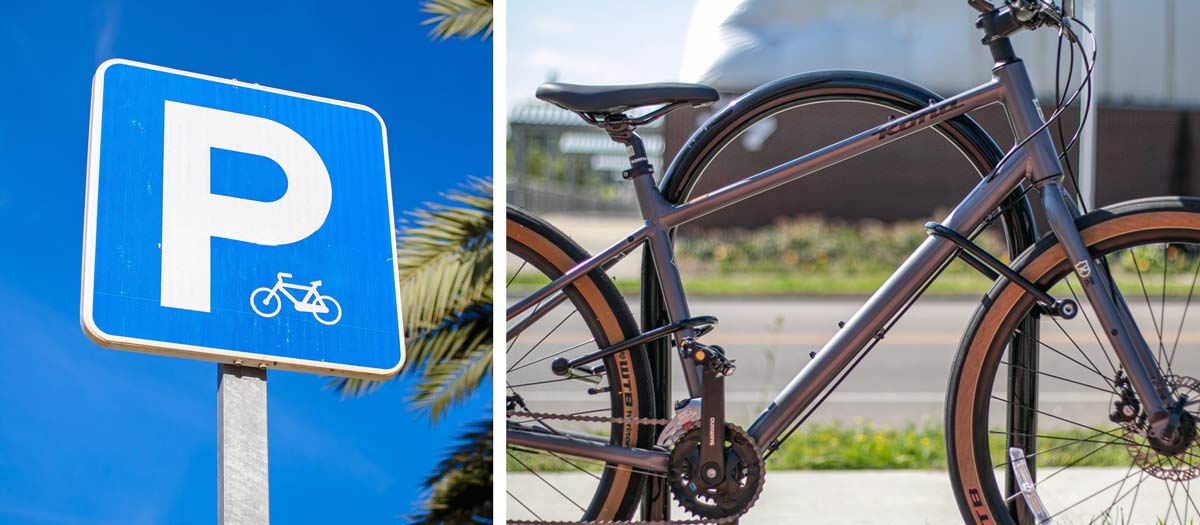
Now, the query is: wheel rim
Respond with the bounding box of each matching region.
[960,218,1200,524]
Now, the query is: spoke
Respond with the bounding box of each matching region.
[508,260,529,287]
[508,337,596,373]
[512,446,671,482]
[1186,477,1200,521]
[506,295,545,354]
[1162,476,1185,524]
[1169,253,1200,370]
[989,429,1128,471]
[989,429,1131,449]
[1033,437,1128,488]
[545,450,602,481]
[1093,461,1139,524]
[1089,469,1149,525]
[508,374,602,389]
[1066,277,1120,375]
[1129,248,1169,364]
[1050,465,1148,520]
[507,289,573,342]
[1161,244,1168,360]
[507,490,543,521]
[989,395,1140,447]
[508,307,578,371]
[1014,327,1117,390]
[1045,318,1118,388]
[508,452,587,513]
[1127,470,1145,523]
[1000,358,1116,395]
[508,385,570,436]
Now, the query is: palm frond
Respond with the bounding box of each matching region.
[408,335,493,422]
[328,178,493,419]
[408,419,493,524]
[421,0,493,41]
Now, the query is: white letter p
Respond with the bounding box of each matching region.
[160,101,332,312]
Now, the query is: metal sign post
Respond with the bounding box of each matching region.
[1076,0,1099,209]
[82,59,405,523]
[218,364,269,525]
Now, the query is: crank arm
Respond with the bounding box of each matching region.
[696,368,727,489]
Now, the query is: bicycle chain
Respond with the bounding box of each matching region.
[506,410,755,525]
[506,409,670,426]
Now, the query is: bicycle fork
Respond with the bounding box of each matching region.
[1040,181,1180,438]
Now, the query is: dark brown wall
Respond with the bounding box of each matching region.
[663,102,1196,229]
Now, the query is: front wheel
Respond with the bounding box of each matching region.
[948,196,1200,524]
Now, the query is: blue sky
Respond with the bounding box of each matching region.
[507,1,694,107]
[0,1,491,524]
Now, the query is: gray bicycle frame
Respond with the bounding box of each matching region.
[508,58,1173,473]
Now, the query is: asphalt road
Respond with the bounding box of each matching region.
[508,296,1200,428]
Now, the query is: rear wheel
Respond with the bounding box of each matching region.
[949,197,1200,524]
[506,206,656,521]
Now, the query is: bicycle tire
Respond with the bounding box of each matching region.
[948,196,1200,524]
[506,205,657,521]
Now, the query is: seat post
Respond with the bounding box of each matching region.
[600,114,655,181]
[593,113,672,221]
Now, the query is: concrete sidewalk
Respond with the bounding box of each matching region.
[509,468,1181,524]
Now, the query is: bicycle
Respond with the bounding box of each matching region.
[507,1,1200,523]
[250,272,342,326]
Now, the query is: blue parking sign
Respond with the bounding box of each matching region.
[82,59,405,378]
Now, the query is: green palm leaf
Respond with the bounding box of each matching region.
[407,419,493,524]
[329,177,492,421]
[421,0,493,41]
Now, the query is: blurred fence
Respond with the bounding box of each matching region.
[506,176,638,215]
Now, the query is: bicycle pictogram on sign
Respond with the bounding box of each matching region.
[250,272,342,326]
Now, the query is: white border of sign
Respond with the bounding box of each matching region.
[81,58,406,380]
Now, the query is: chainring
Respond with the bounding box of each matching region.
[668,423,765,519]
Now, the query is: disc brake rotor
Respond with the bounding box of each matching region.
[1122,375,1200,481]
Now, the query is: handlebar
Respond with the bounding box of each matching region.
[969,0,1074,22]
[970,0,1077,46]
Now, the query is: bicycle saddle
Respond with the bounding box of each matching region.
[536,82,719,114]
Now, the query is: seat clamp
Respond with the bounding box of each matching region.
[622,164,654,180]
[602,115,635,143]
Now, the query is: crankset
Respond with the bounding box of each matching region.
[668,423,765,519]
[506,408,763,525]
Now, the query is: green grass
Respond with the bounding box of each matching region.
[507,422,1134,473]
[510,269,1200,298]
[507,268,995,297]
[508,216,1200,297]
